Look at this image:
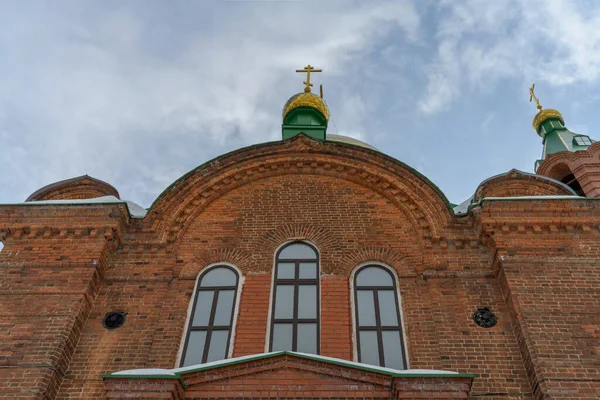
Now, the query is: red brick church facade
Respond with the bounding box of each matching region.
[1,83,600,399]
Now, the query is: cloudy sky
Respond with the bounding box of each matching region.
[1,0,600,207]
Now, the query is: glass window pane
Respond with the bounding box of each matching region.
[183,331,207,367]
[206,330,229,362]
[297,323,317,354]
[382,330,404,370]
[356,267,393,287]
[213,290,234,326]
[272,323,293,351]
[279,243,316,259]
[274,285,294,319]
[298,285,317,319]
[200,267,237,287]
[277,262,295,279]
[359,330,380,366]
[378,290,399,326]
[356,290,376,326]
[192,291,214,326]
[299,262,317,279]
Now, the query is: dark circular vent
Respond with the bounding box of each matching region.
[103,311,126,330]
[473,307,497,328]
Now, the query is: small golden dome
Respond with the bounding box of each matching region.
[282,92,330,122]
[533,108,564,131]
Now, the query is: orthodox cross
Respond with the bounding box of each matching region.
[296,65,322,93]
[529,84,543,110]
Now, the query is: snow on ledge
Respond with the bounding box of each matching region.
[1,195,147,218]
[110,351,460,377]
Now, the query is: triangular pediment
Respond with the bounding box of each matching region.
[182,353,392,394]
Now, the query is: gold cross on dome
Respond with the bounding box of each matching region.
[296,64,322,93]
[529,83,543,111]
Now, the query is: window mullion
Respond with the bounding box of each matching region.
[202,289,219,363]
[292,261,299,351]
[372,289,386,367]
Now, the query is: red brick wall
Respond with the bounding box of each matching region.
[479,200,600,400]
[1,137,599,399]
[0,205,126,399]
[233,274,271,356]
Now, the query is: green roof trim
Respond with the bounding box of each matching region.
[173,352,282,375]
[103,351,474,381]
[462,195,600,215]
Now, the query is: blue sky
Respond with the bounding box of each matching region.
[1,0,600,207]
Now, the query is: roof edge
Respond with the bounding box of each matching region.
[149,134,454,215]
[26,174,120,202]
[104,351,473,380]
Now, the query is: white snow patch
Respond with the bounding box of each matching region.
[2,195,147,218]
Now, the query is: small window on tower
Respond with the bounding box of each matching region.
[573,135,593,146]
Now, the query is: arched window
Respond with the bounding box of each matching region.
[180,266,239,367]
[269,242,319,354]
[353,265,406,369]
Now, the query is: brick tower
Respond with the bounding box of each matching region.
[0,74,599,400]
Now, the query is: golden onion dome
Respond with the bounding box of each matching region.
[533,108,564,132]
[282,92,330,122]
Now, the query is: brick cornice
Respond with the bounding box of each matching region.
[0,203,130,244]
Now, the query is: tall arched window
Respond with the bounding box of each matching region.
[354,265,406,370]
[269,242,319,354]
[180,266,239,367]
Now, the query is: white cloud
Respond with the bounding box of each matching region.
[0,1,420,205]
[419,0,600,114]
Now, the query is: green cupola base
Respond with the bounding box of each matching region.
[282,105,327,141]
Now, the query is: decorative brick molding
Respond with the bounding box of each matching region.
[257,223,339,255]
[341,246,412,276]
[103,353,474,399]
[147,135,452,249]
[183,247,257,277]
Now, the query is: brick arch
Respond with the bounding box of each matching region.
[255,224,340,259]
[537,141,600,177]
[180,248,257,278]
[338,247,414,276]
[473,169,574,201]
[544,163,574,182]
[146,135,452,251]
